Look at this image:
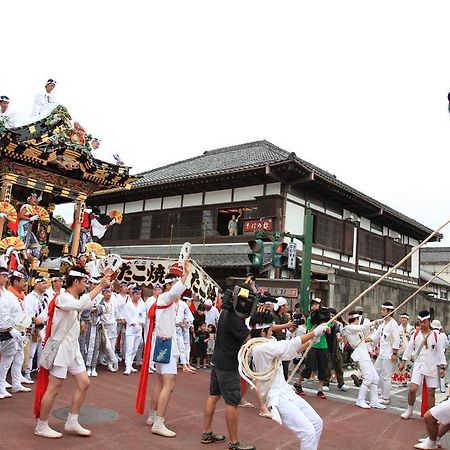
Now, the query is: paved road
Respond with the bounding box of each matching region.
[0,365,443,450]
[300,367,449,415]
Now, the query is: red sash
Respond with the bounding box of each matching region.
[135,300,173,414]
[33,294,58,418]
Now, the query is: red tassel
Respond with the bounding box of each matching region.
[135,304,156,415]
[421,379,429,417]
[241,377,247,396]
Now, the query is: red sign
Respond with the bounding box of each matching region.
[244,218,273,232]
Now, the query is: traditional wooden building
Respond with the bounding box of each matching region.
[90,140,444,318]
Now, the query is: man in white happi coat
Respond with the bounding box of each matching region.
[204,299,220,328]
[35,267,113,439]
[398,312,414,358]
[175,291,195,373]
[341,311,386,410]
[4,271,33,393]
[0,95,17,128]
[247,310,329,450]
[99,287,118,372]
[430,319,448,393]
[181,291,196,372]
[144,283,162,374]
[24,277,49,381]
[112,282,129,361]
[370,301,400,404]
[146,261,192,438]
[399,310,447,420]
[0,267,23,399]
[32,79,58,117]
[122,286,146,375]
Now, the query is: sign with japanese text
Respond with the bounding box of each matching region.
[243,218,273,233]
[287,242,297,269]
[116,258,219,301]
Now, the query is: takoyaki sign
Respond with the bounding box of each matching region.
[116,258,219,301]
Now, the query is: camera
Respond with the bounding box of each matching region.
[292,313,305,326]
[222,285,276,318]
[310,307,332,326]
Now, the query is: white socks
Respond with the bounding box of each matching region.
[66,413,79,425]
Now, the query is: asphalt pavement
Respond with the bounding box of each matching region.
[0,365,447,449]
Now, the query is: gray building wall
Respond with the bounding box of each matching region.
[330,269,450,327]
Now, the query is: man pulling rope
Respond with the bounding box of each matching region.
[238,309,329,450]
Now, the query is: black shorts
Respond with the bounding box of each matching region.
[301,347,329,382]
[209,366,241,406]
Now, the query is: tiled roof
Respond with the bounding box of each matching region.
[132,140,434,236]
[134,141,290,187]
[420,268,450,287]
[420,247,450,264]
[104,243,271,267]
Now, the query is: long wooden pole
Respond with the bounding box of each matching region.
[70,200,85,257]
[350,260,450,350]
[287,215,450,384]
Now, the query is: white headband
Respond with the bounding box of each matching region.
[11,270,25,279]
[400,314,409,319]
[418,314,431,321]
[348,313,361,320]
[68,270,89,279]
[381,304,395,310]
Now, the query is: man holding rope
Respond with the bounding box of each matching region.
[240,309,329,450]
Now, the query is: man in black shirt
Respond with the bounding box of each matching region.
[202,308,254,450]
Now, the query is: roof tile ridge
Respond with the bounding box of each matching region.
[202,140,269,156]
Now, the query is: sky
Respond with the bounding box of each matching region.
[3,1,450,245]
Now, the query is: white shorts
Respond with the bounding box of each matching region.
[50,359,86,379]
[410,368,439,389]
[155,356,177,375]
[430,397,450,425]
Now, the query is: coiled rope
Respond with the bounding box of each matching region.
[238,337,280,393]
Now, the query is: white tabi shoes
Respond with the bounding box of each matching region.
[401,405,413,420]
[35,420,63,439]
[151,416,176,437]
[355,401,371,409]
[146,410,156,426]
[417,437,441,448]
[369,402,386,410]
[414,437,440,449]
[64,414,91,436]
[20,375,34,385]
[11,384,32,393]
[0,389,12,399]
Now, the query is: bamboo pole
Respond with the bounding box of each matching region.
[350,260,450,350]
[287,215,450,384]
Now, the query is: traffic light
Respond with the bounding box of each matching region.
[271,241,288,267]
[247,239,264,267]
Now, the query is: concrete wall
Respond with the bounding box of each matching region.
[330,269,450,327]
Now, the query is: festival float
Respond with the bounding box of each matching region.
[0,105,219,300]
[0,105,137,276]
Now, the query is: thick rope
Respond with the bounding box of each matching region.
[238,338,280,394]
